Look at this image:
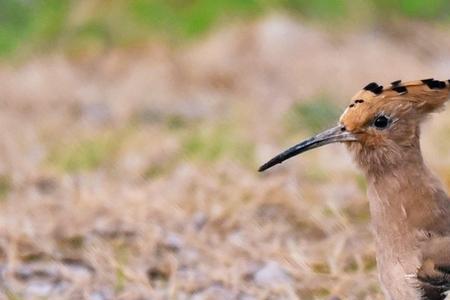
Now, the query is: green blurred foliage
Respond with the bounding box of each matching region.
[286,96,341,133]
[0,0,449,57]
[284,0,346,20]
[181,123,255,165]
[0,0,29,55]
[47,130,127,173]
[0,175,11,200]
[130,0,264,37]
[0,0,69,56]
[374,0,450,19]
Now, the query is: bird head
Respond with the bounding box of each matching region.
[259,79,450,174]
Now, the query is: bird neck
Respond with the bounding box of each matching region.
[366,145,426,185]
[364,145,449,233]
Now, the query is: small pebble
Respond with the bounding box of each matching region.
[253,261,292,286]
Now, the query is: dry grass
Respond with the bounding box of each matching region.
[1,15,450,300]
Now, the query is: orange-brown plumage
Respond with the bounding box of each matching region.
[341,79,449,132]
[259,79,450,300]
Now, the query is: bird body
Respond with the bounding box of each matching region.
[367,160,450,299]
[259,79,450,299]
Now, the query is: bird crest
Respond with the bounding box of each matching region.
[340,79,450,132]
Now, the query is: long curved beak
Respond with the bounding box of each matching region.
[258,125,357,172]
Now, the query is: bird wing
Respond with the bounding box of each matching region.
[417,237,450,300]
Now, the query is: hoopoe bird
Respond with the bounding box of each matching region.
[259,79,450,300]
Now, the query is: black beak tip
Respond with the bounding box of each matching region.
[258,165,267,172]
[258,159,279,172]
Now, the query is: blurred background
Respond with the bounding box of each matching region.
[1,1,450,299]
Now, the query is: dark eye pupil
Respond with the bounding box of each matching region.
[374,116,389,128]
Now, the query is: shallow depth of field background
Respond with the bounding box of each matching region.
[1,1,450,299]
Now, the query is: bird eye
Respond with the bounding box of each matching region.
[373,115,390,129]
